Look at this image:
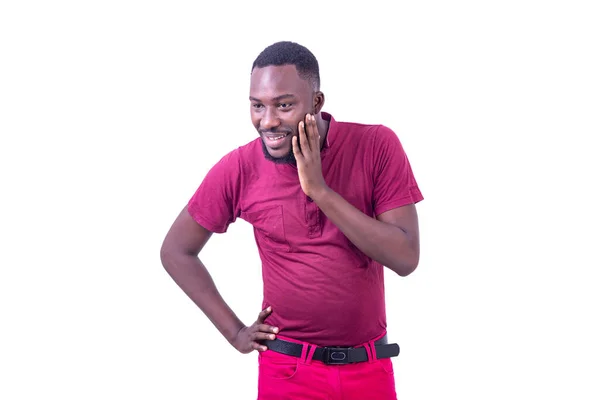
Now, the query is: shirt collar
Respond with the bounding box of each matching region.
[321,112,337,150]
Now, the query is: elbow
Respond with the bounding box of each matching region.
[159,242,172,271]
[160,239,180,273]
[159,239,200,273]
[389,251,420,277]
[395,261,419,277]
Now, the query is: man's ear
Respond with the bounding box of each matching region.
[313,91,325,114]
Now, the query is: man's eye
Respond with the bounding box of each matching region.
[279,103,293,109]
[252,104,264,109]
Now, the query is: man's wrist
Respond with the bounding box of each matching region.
[308,185,332,203]
[224,321,246,345]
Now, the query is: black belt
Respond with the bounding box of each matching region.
[263,335,400,365]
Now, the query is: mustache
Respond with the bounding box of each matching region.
[259,128,293,135]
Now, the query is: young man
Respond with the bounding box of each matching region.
[160,41,423,399]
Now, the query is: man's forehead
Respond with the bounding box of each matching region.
[250,65,309,94]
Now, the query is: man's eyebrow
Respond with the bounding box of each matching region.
[249,94,297,102]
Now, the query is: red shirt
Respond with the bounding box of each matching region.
[188,113,423,346]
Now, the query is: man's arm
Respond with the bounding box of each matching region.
[312,190,419,276]
[319,194,419,276]
[293,114,421,276]
[160,206,278,352]
[160,206,245,343]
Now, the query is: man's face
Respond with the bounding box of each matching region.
[250,65,315,164]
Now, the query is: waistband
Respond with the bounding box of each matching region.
[263,333,399,365]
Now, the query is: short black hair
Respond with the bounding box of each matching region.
[251,41,320,90]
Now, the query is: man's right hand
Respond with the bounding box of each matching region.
[232,306,279,354]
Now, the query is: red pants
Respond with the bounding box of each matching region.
[257,332,397,400]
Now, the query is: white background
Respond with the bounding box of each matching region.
[1,1,599,399]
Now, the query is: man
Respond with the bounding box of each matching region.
[160,41,423,399]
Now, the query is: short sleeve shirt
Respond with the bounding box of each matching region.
[188,113,423,346]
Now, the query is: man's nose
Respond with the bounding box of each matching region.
[261,108,281,130]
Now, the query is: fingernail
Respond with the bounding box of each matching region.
[270,334,275,340]
[267,306,271,311]
[273,327,279,333]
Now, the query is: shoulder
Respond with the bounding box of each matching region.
[336,119,380,135]
[334,117,401,150]
[331,113,398,139]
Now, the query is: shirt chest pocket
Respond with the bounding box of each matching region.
[241,205,291,252]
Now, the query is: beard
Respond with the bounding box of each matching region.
[259,123,305,165]
[260,138,297,165]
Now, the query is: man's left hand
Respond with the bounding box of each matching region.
[292,113,329,199]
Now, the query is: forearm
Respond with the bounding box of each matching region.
[312,188,419,276]
[161,252,244,343]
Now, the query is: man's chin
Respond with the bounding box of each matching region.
[261,140,296,165]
